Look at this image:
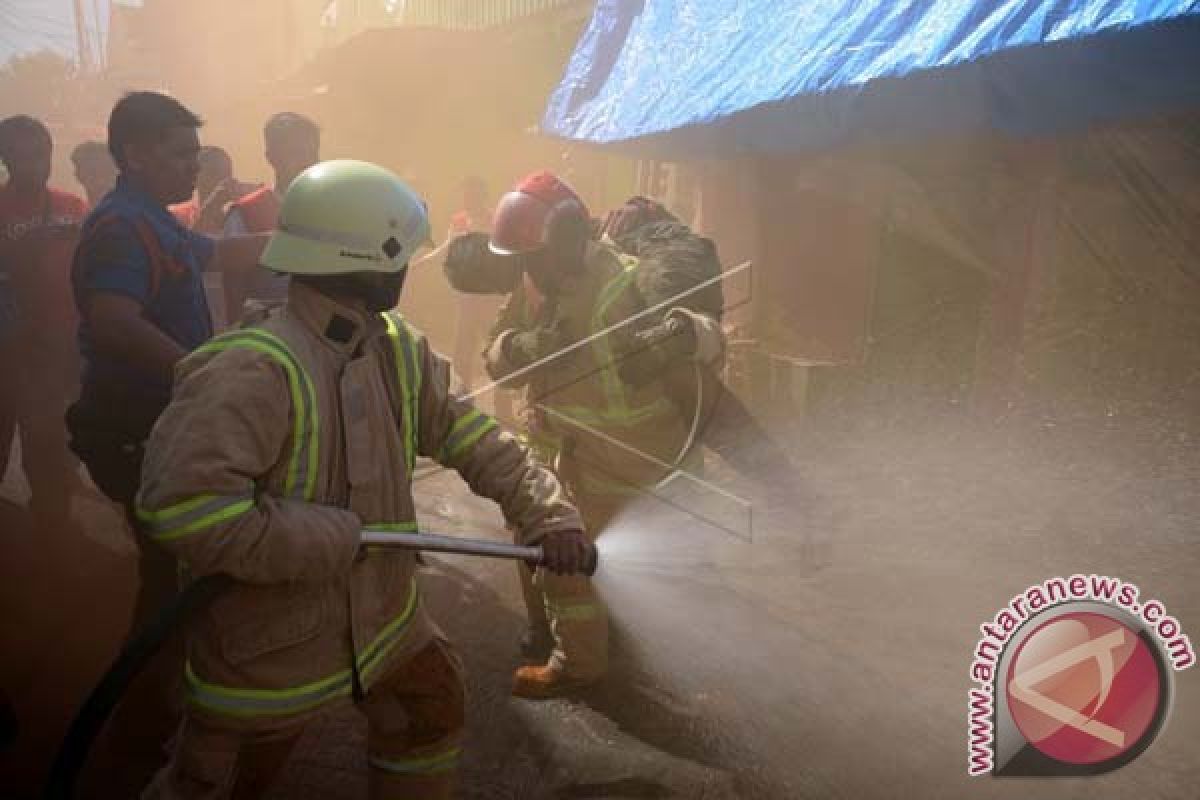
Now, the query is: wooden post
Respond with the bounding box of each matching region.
[91,0,105,68]
[72,0,92,71]
[972,140,1061,417]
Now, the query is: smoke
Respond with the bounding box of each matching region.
[582,412,1199,798]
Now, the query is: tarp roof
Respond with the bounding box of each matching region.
[541,0,1200,156]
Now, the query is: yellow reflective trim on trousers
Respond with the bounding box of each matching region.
[195,330,319,500]
[185,660,350,718]
[369,746,461,775]
[137,494,255,542]
[185,582,420,718]
[545,598,602,622]
[383,313,419,472]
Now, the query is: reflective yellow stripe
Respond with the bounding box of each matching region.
[407,322,423,427]
[195,329,319,501]
[367,521,419,532]
[362,520,420,553]
[585,259,676,426]
[545,395,675,429]
[444,409,483,440]
[439,409,498,463]
[138,492,235,523]
[369,746,460,775]
[357,581,422,682]
[545,598,602,622]
[185,582,420,718]
[447,416,497,460]
[579,475,644,497]
[591,267,638,416]
[137,493,255,542]
[383,313,420,472]
[186,658,350,718]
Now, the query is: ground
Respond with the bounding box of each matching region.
[1,415,1197,798]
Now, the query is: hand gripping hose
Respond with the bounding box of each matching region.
[43,532,596,799]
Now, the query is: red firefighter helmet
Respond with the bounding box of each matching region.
[489,171,590,256]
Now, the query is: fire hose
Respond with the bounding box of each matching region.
[43,531,596,800]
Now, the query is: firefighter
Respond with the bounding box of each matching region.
[602,196,824,561]
[222,111,321,313]
[483,171,689,697]
[137,159,590,799]
[68,91,273,793]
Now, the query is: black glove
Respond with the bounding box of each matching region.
[617,316,696,388]
[503,314,570,369]
[537,529,595,576]
[444,232,523,295]
[640,315,696,359]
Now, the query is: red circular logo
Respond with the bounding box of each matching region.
[1006,612,1162,765]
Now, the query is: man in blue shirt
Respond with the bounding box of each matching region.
[70,92,267,514]
[67,91,269,793]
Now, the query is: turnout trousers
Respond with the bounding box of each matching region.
[518,485,619,682]
[142,637,465,800]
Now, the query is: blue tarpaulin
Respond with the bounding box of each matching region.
[542,0,1200,155]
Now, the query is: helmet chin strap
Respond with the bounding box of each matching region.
[363,267,407,312]
[522,234,587,297]
[295,267,408,313]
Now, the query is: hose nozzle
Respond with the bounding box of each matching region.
[360,530,598,577]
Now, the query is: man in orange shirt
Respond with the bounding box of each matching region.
[194,147,257,235]
[170,146,257,235]
[222,112,320,315]
[0,115,89,534]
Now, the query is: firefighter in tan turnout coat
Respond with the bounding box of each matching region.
[136,160,591,799]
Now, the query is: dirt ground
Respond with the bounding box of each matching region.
[1,413,1197,798]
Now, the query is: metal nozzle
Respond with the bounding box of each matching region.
[579,543,599,577]
[360,530,597,576]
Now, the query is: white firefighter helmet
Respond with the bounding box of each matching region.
[261,159,432,275]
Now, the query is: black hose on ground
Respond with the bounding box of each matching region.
[42,573,233,800]
[1,688,18,753]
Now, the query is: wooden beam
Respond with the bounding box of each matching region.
[72,0,91,71]
[972,139,1062,417]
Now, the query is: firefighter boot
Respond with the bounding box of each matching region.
[519,625,554,662]
[512,662,599,699]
